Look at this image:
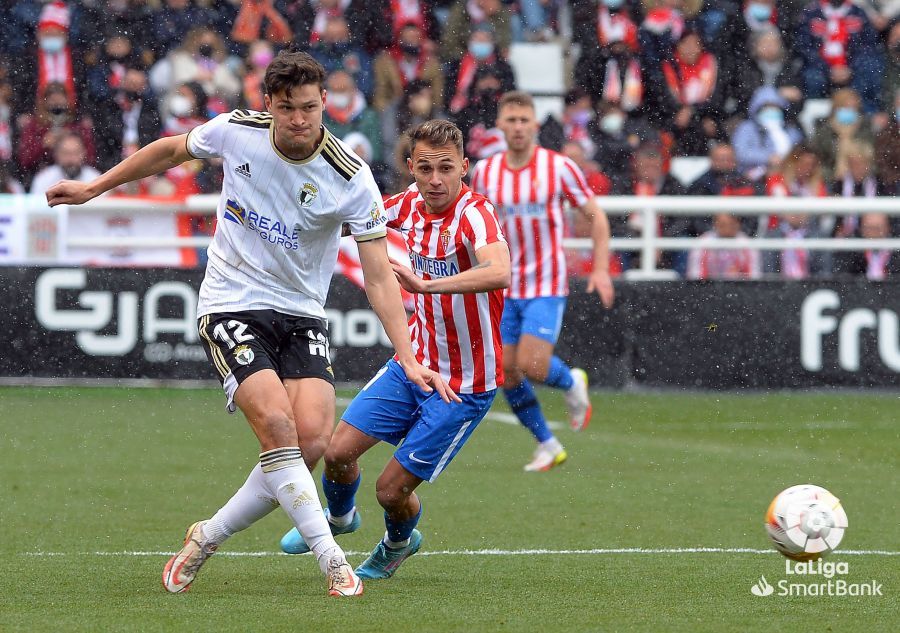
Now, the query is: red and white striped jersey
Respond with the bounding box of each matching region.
[385,183,506,393]
[471,146,593,298]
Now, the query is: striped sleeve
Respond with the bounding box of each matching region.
[383,189,410,229]
[559,156,593,207]
[462,196,506,251]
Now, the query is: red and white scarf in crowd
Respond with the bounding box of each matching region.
[663,52,718,105]
[839,173,877,235]
[450,52,494,113]
[781,225,809,279]
[38,48,77,109]
[391,0,426,35]
[812,0,864,67]
[390,46,426,87]
[597,7,638,50]
[603,58,643,112]
[865,250,891,280]
[641,8,683,38]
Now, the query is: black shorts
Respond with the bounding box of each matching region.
[198,310,334,411]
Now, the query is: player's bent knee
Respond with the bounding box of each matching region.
[374,484,408,511]
[256,410,299,449]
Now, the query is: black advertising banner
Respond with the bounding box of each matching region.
[558,280,899,389]
[0,268,394,382]
[1,267,897,388]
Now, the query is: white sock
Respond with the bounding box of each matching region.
[541,437,563,452]
[384,532,410,549]
[329,507,356,527]
[202,463,278,545]
[260,447,344,574]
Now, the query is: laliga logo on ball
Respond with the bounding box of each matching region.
[765,484,848,561]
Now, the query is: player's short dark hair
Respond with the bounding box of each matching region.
[264,50,326,97]
[408,119,464,157]
[498,90,535,114]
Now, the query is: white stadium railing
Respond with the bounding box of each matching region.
[7,194,900,277]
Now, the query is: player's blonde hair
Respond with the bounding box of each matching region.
[408,119,464,157]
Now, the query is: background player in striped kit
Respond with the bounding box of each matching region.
[46,51,455,597]
[280,119,509,579]
[471,91,615,472]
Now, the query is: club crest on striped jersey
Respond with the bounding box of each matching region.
[297,182,318,207]
[440,228,452,249]
[233,344,254,366]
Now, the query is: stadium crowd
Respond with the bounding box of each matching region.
[0,0,898,279]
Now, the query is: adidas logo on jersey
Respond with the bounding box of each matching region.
[234,163,252,178]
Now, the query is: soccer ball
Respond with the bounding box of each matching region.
[764,484,848,561]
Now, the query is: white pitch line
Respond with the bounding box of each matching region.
[21,548,900,557]
[337,396,564,430]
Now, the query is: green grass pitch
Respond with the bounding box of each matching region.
[1,386,897,632]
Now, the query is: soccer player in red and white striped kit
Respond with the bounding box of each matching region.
[471,91,615,471]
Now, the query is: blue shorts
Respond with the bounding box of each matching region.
[342,359,495,483]
[500,296,567,345]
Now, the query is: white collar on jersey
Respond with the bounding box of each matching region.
[270,125,330,165]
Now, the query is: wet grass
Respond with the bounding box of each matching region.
[0,386,897,632]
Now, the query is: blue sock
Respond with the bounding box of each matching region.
[545,356,574,390]
[503,380,553,443]
[385,504,422,545]
[322,473,360,518]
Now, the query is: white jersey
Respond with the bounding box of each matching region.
[187,109,387,319]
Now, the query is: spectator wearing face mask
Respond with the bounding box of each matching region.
[385,79,446,164]
[323,70,383,163]
[29,132,100,196]
[151,0,215,60]
[310,16,374,99]
[731,86,803,180]
[795,0,885,113]
[149,28,241,116]
[441,0,513,62]
[451,65,509,160]
[373,23,444,113]
[12,1,84,117]
[587,100,663,189]
[809,87,876,181]
[17,82,95,186]
[445,23,515,114]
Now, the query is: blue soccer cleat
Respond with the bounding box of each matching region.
[280,508,362,554]
[355,529,423,579]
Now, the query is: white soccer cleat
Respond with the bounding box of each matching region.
[564,368,592,432]
[327,556,364,597]
[524,439,568,472]
[162,520,218,593]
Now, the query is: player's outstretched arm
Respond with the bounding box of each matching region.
[357,237,461,403]
[391,242,510,295]
[46,134,194,207]
[580,198,615,308]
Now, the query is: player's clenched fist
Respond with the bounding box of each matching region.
[46,180,94,207]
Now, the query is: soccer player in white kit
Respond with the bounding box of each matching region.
[471,91,615,472]
[46,51,454,597]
